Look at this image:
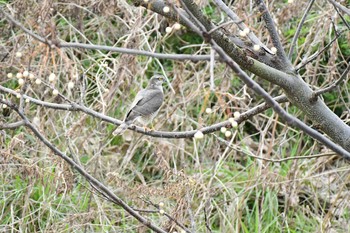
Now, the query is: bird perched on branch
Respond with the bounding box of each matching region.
[113,75,165,135]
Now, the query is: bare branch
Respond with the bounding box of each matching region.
[0,120,25,130]
[328,0,350,17]
[178,0,350,159]
[288,0,316,60]
[212,0,273,54]
[0,99,167,233]
[215,135,337,162]
[311,62,350,99]
[172,0,293,87]
[0,8,210,62]
[0,84,288,138]
[295,30,345,71]
[255,0,292,68]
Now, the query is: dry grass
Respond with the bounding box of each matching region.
[1,0,350,232]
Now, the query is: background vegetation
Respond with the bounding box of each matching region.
[1,0,350,232]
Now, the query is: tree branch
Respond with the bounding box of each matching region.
[288,0,316,60]
[295,30,345,71]
[0,98,167,233]
[312,62,350,99]
[0,7,210,62]
[328,0,350,17]
[0,120,25,130]
[212,0,273,54]
[177,0,350,159]
[0,84,288,138]
[255,0,292,68]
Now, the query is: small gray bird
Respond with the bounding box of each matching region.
[113,75,165,135]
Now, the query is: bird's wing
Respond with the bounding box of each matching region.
[125,89,164,122]
[128,89,147,111]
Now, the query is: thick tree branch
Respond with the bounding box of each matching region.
[164,0,293,87]
[177,0,350,159]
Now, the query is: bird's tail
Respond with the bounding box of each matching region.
[112,122,129,136]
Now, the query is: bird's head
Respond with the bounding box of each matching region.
[148,75,165,89]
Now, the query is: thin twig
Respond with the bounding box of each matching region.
[0,99,167,233]
[0,120,25,130]
[140,198,192,233]
[288,0,316,60]
[333,4,350,30]
[0,8,211,62]
[295,30,345,71]
[215,135,337,162]
[328,0,350,16]
[312,62,350,99]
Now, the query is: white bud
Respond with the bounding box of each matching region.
[144,0,149,2]
[205,108,212,114]
[194,130,204,139]
[228,117,235,123]
[220,127,227,133]
[25,98,30,103]
[239,30,247,37]
[174,23,181,30]
[159,202,165,207]
[180,230,186,233]
[16,73,23,79]
[18,78,24,85]
[243,28,250,34]
[23,70,29,77]
[287,0,294,3]
[101,62,108,67]
[163,6,170,13]
[68,81,75,89]
[231,120,238,128]
[233,111,241,119]
[15,51,22,58]
[16,93,21,99]
[159,209,165,215]
[49,73,56,82]
[7,73,13,78]
[29,73,34,79]
[104,88,110,93]
[33,117,40,127]
[271,47,277,54]
[253,44,260,51]
[35,78,42,85]
[2,104,7,108]
[52,89,59,96]
[165,27,172,33]
[225,131,232,138]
